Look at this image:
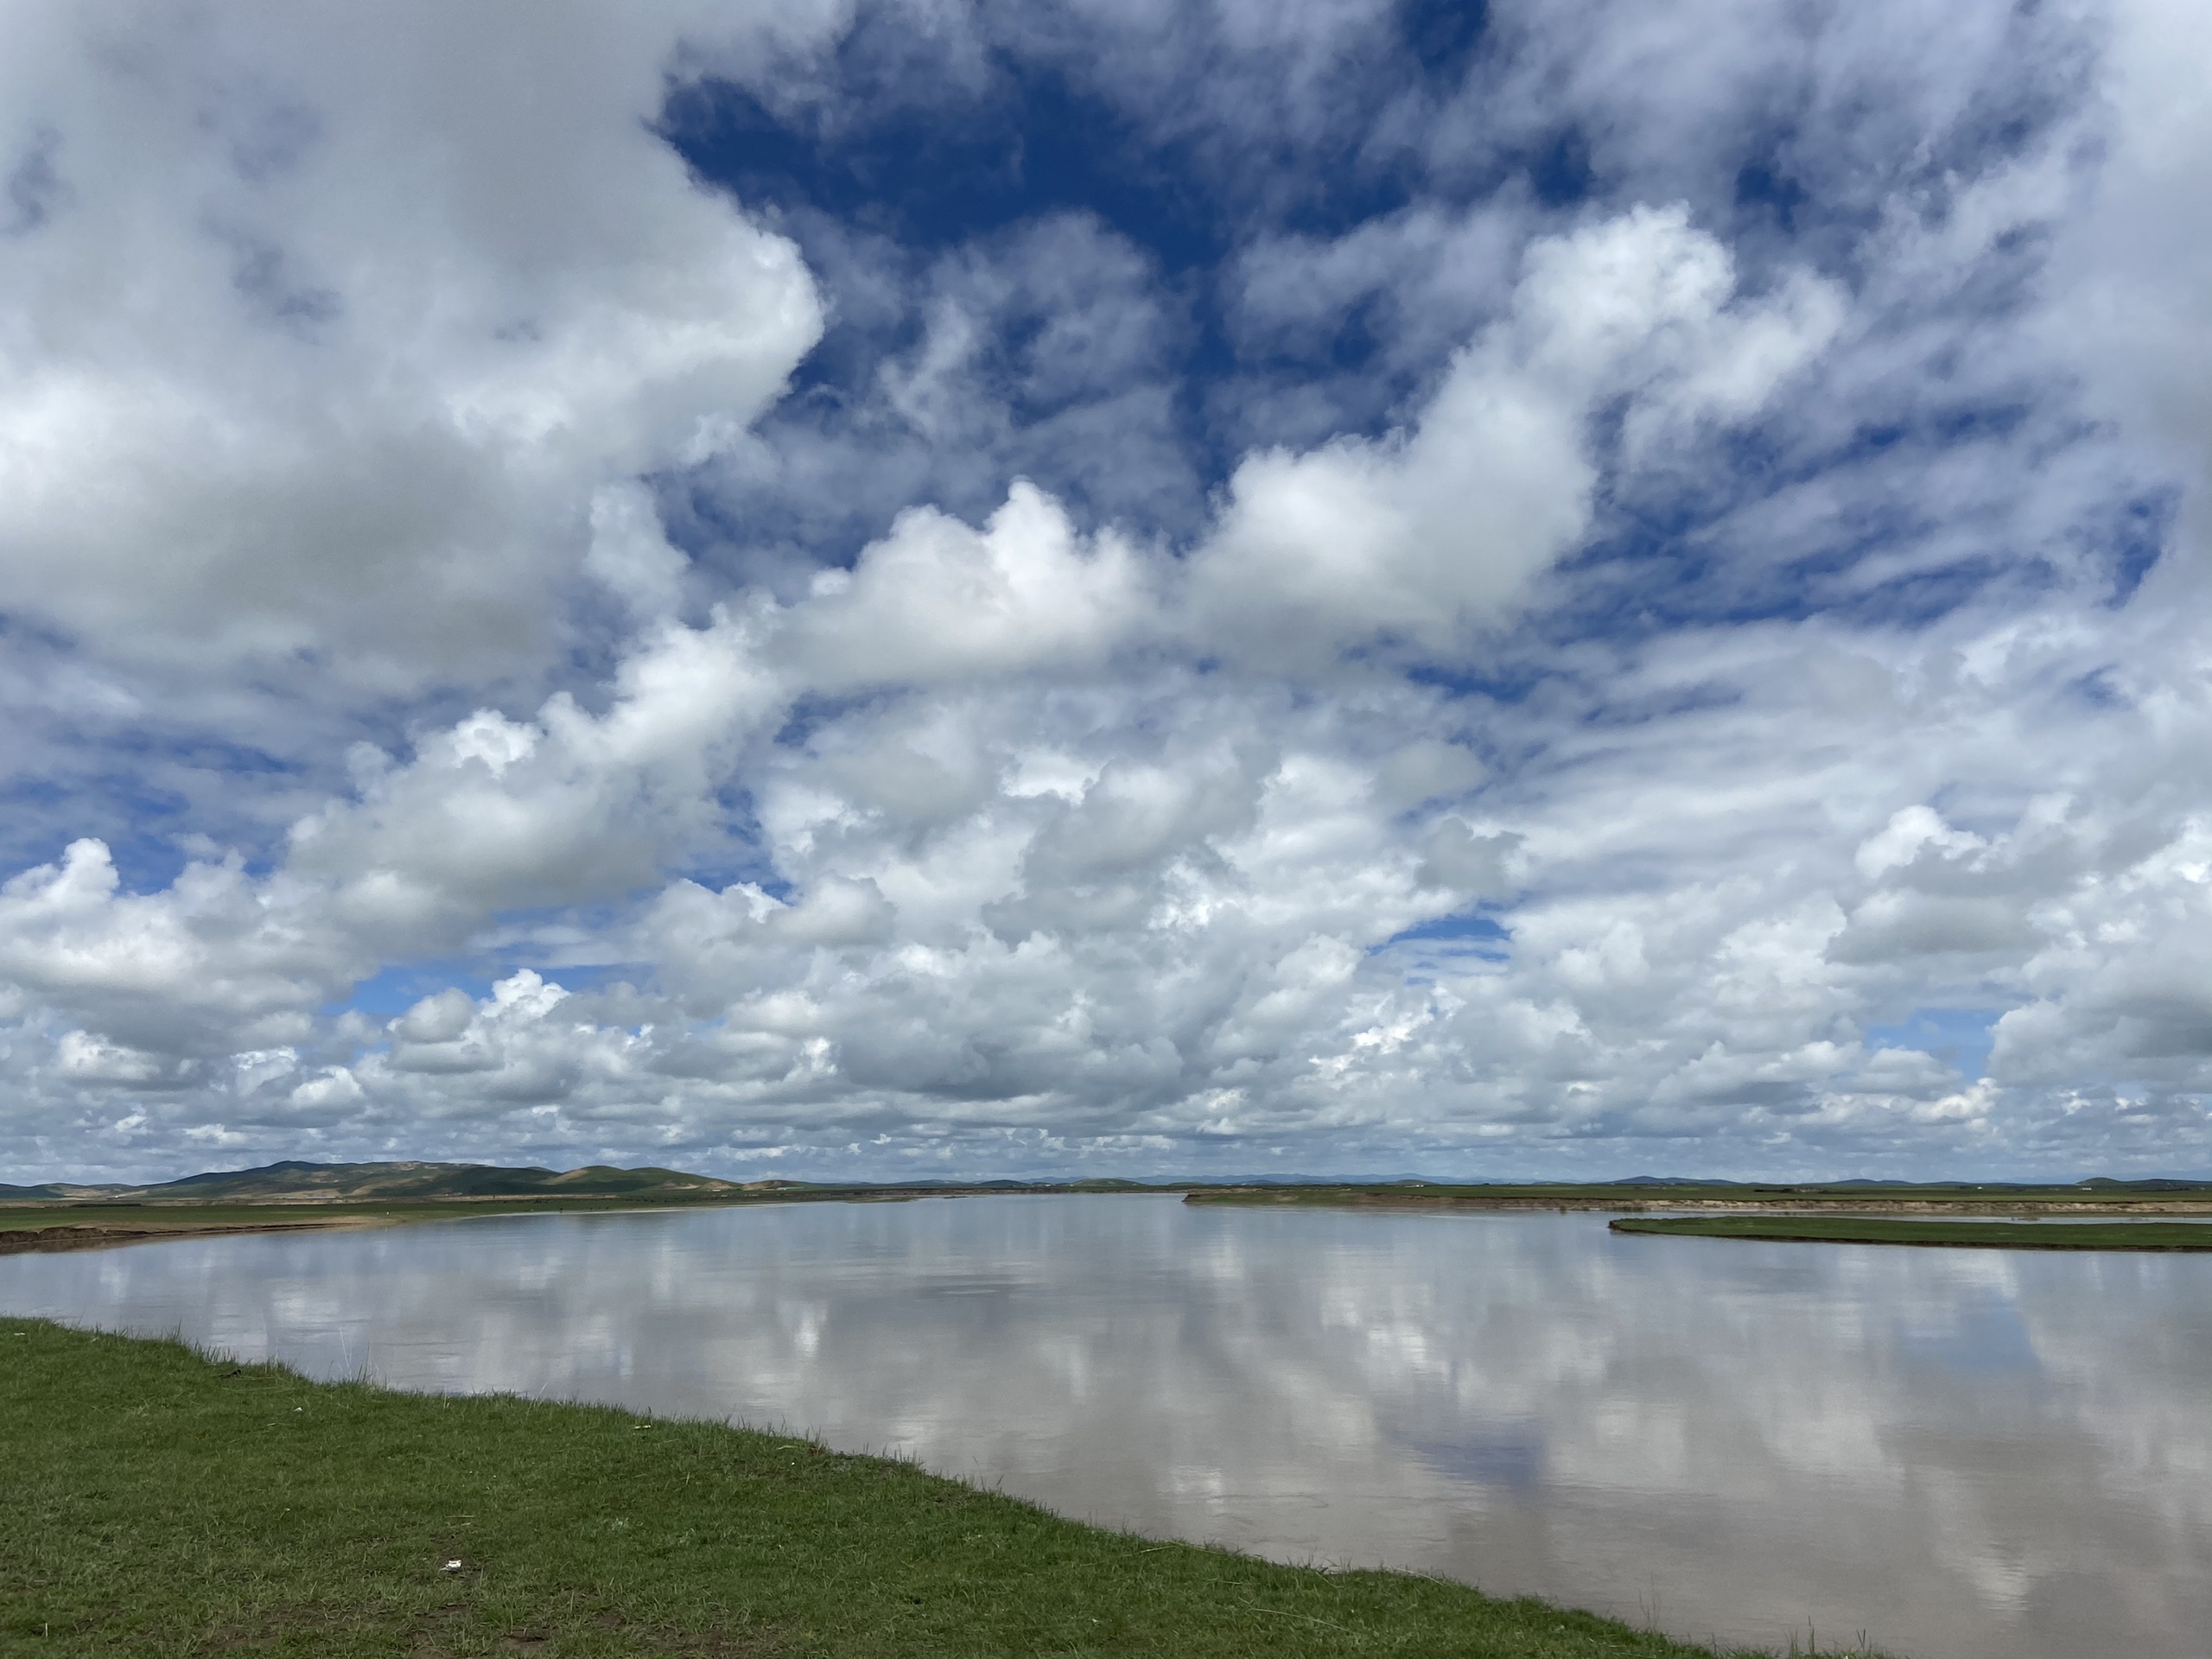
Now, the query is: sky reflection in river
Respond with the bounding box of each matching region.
[4,1195,2208,1659]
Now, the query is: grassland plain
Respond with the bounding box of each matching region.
[0,1196,755,1253]
[1181,1181,2212,1217]
[0,1319,1799,1659]
[1609,1215,2212,1249]
[10,1166,2210,1259]
[0,1184,1163,1255]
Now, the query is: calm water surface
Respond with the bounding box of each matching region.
[4,1196,2208,1659]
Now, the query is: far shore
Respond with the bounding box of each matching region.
[1180,1182,2212,1218]
[8,1176,2212,1257]
[0,1184,1149,1256]
[1610,1213,2212,1251]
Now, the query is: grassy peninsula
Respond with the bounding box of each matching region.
[12,1162,2212,1261]
[0,1161,1170,1256]
[1610,1215,2212,1250]
[2,1319,1768,1659]
[0,1161,754,1255]
[1182,1179,2212,1217]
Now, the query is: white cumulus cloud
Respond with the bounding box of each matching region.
[1,0,2209,1185]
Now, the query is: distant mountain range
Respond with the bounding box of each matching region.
[0,1160,746,1204]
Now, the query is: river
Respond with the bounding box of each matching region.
[4,1194,2206,1658]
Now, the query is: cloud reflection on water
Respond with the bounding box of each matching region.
[4,1196,2209,1659]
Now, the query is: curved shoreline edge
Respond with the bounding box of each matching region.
[1609,1216,2212,1250]
[1,1317,1812,1657]
[12,1176,2212,1258]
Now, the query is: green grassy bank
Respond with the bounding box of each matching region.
[1,1319,1771,1659]
[0,1185,1168,1255]
[1610,1216,2212,1250]
[1184,1180,2212,1214]
[0,1194,748,1249]
[11,1172,2212,1257]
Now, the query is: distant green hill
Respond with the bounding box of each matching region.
[0,1160,742,1205]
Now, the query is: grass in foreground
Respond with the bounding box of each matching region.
[1610,1216,2212,1250]
[0,1319,1778,1659]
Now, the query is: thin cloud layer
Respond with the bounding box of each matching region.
[2,0,2209,1181]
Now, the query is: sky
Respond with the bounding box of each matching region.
[3,0,2210,1185]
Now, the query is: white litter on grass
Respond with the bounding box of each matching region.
[442,1560,464,1573]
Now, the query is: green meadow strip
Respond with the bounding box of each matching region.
[2,1318,1799,1657]
[1610,1217,2212,1250]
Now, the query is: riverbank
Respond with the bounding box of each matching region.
[11,1171,2211,1258]
[0,1183,1166,1256]
[0,1197,733,1255]
[2,1318,1780,1658]
[0,1216,377,1255]
[1184,1182,2212,1217]
[1611,1215,2212,1250]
